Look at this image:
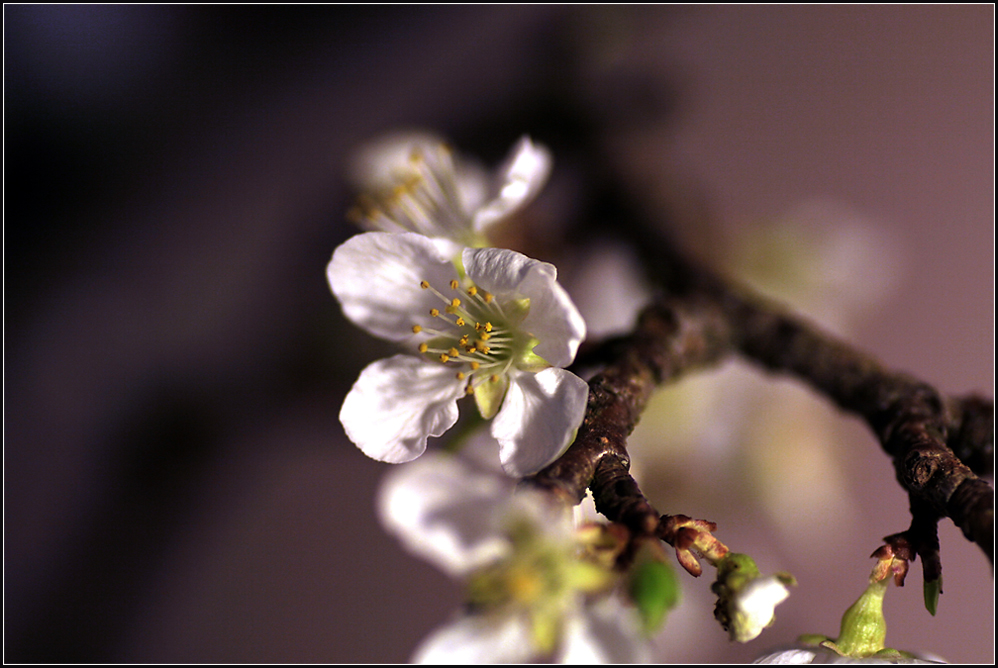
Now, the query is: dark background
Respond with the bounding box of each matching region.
[5,6,993,663]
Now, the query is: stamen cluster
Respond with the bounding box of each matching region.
[412,277,527,396]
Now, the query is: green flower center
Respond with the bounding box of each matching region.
[412,276,544,419]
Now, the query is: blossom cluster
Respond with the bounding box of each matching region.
[326,132,796,662]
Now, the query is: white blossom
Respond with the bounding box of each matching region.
[377,441,649,664]
[347,132,552,247]
[328,231,588,476]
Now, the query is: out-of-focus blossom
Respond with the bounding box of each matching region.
[377,440,650,663]
[347,131,552,248]
[328,231,588,476]
[753,645,942,664]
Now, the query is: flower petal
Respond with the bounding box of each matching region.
[412,612,535,664]
[340,354,465,463]
[377,449,514,577]
[491,368,590,477]
[327,232,461,342]
[472,136,552,233]
[558,597,651,664]
[462,247,585,368]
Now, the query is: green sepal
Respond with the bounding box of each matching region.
[629,558,681,635]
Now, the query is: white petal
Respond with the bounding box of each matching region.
[412,612,535,664]
[491,368,590,477]
[558,597,650,664]
[517,262,587,368]
[377,450,513,577]
[462,247,586,368]
[340,354,465,463]
[473,136,553,232]
[327,232,462,342]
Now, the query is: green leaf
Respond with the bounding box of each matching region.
[923,576,942,616]
[629,559,681,635]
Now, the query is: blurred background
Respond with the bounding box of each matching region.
[5,5,993,663]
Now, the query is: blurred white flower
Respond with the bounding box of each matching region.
[328,231,588,476]
[377,441,649,664]
[347,131,552,247]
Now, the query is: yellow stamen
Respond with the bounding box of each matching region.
[483,292,494,303]
[429,308,440,317]
[490,374,499,383]
[456,372,466,380]
[439,354,450,363]
[470,362,480,370]
[449,279,459,290]
[484,322,493,332]
[450,298,461,307]
[418,343,429,353]
[455,317,465,326]
[467,286,478,296]
[420,281,429,289]
[411,325,422,334]
[448,347,459,357]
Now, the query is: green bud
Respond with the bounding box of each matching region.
[835,577,889,657]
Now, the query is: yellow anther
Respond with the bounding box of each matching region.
[483,292,494,303]
[466,345,477,354]
[475,322,482,331]
[448,347,460,357]
[479,345,491,354]
[459,335,469,345]
[465,384,474,395]
[479,332,491,341]
[420,281,430,289]
[450,298,461,307]
[470,362,480,370]
[484,322,493,332]
[455,317,465,327]
[429,308,440,317]
[418,343,429,353]
[439,354,450,363]
[449,279,459,290]
[455,372,466,380]
[411,325,423,334]
[467,286,478,296]
[490,374,500,383]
